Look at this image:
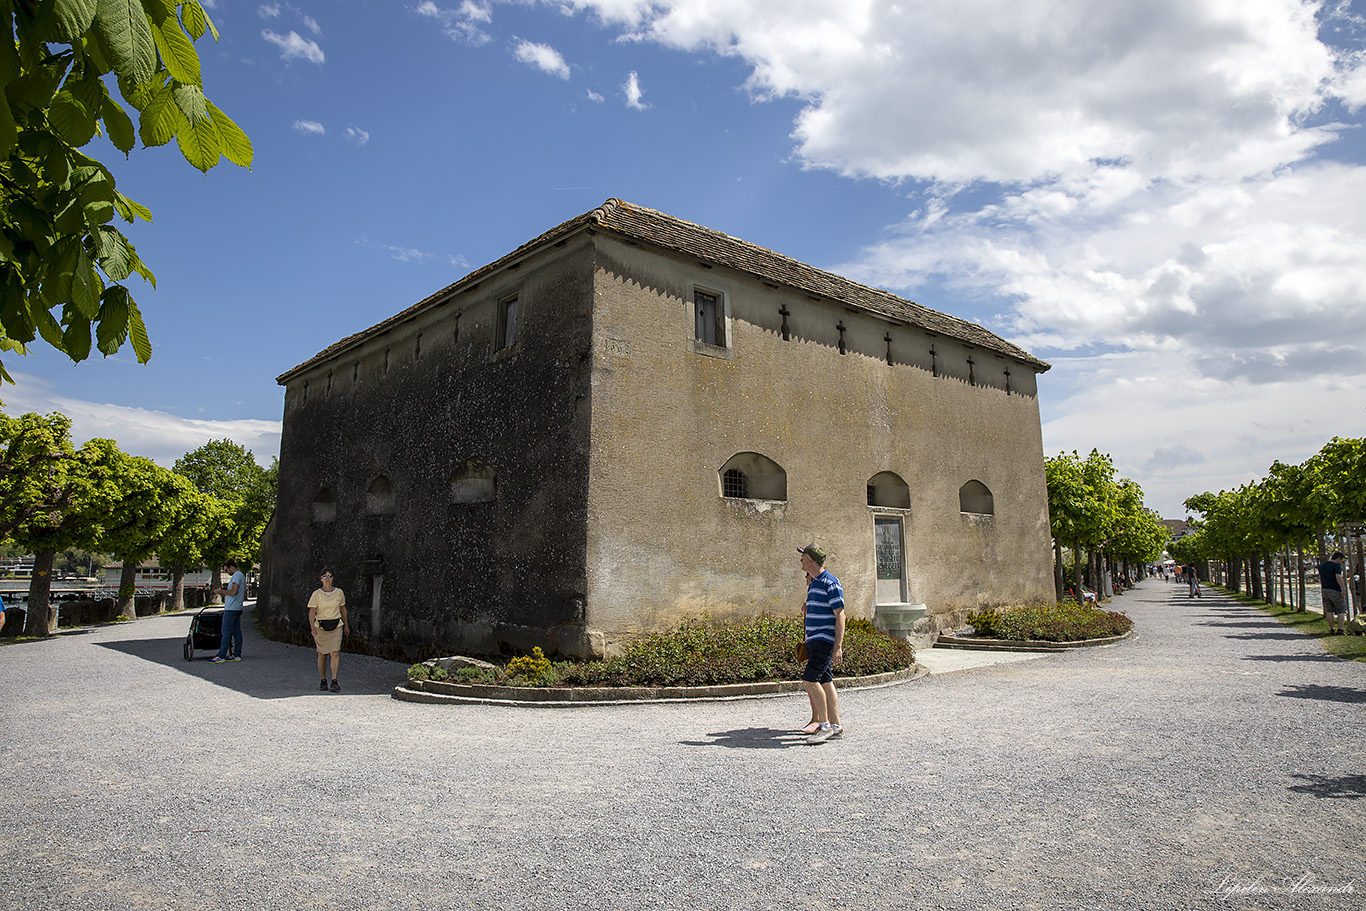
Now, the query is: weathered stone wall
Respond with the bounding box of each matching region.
[262,241,597,661]
[583,237,1053,643]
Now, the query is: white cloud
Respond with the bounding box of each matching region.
[258,3,280,18]
[586,89,604,103]
[414,0,493,45]
[1039,348,1366,517]
[623,70,647,109]
[262,29,325,64]
[292,119,325,135]
[2,375,281,469]
[344,126,370,145]
[545,0,1366,509]
[512,38,572,79]
[301,14,322,36]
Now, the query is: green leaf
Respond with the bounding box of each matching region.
[47,241,81,305]
[94,0,157,84]
[0,96,17,158]
[180,1,207,40]
[152,19,202,86]
[127,297,151,362]
[6,63,69,114]
[176,111,220,171]
[112,191,154,224]
[137,80,183,147]
[50,92,99,146]
[139,0,175,26]
[95,226,134,279]
[100,89,136,153]
[0,24,22,90]
[172,82,207,124]
[96,285,130,355]
[0,277,39,343]
[54,0,100,44]
[72,246,103,319]
[35,307,66,350]
[208,101,252,168]
[62,312,93,362]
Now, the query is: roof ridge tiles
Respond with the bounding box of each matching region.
[277,197,1048,383]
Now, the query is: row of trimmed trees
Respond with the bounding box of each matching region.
[1,411,274,636]
[1045,450,1169,603]
[1170,437,1365,612]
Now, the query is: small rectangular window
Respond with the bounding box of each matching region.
[695,290,722,346]
[497,295,519,350]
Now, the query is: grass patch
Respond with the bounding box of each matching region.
[966,601,1132,642]
[1209,584,1366,662]
[408,614,915,688]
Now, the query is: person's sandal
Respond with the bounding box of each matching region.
[799,722,821,735]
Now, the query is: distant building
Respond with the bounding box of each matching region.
[101,559,213,592]
[261,199,1055,659]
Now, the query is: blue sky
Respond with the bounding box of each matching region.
[6,0,1366,517]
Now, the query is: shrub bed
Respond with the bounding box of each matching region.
[966,602,1132,642]
[407,615,915,688]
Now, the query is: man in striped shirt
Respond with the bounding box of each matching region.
[798,543,845,744]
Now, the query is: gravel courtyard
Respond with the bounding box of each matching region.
[1,582,1362,911]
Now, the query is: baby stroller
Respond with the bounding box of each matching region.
[183,606,225,661]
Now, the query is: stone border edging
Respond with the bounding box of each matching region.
[933,629,1132,652]
[392,663,927,706]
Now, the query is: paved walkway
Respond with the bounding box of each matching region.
[1,584,1362,911]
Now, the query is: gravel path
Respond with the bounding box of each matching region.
[1,583,1362,911]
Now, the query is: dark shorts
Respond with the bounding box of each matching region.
[802,638,835,684]
[1322,589,1346,616]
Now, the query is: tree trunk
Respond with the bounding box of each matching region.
[1296,545,1307,612]
[1249,556,1263,601]
[116,562,138,621]
[1072,540,1085,602]
[1054,541,1064,602]
[1228,558,1241,593]
[171,563,186,613]
[22,550,58,636]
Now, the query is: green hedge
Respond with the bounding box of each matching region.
[966,602,1132,642]
[408,614,915,688]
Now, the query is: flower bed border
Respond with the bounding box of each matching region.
[393,663,926,706]
[934,629,1132,652]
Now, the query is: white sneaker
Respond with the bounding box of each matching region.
[807,723,835,744]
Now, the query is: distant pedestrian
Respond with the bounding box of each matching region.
[1188,566,1200,599]
[1319,552,1347,635]
[308,569,349,692]
[797,543,844,744]
[209,559,246,663]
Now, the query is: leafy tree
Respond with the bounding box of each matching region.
[0,410,78,540]
[8,435,123,634]
[154,485,220,610]
[174,438,274,575]
[1,0,251,389]
[97,450,197,619]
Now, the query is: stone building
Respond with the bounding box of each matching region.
[260,199,1054,659]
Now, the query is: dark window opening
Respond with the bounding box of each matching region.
[497,295,519,350]
[959,480,994,515]
[722,468,749,499]
[695,289,723,346]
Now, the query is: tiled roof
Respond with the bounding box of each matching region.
[278,198,1049,382]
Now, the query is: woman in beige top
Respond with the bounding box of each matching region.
[307,569,349,692]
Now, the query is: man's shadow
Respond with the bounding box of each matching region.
[680,727,816,749]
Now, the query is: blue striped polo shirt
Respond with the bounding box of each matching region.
[805,569,845,643]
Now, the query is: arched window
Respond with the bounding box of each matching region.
[366,476,396,515]
[311,488,337,524]
[959,480,994,515]
[451,460,497,504]
[867,471,911,509]
[718,452,787,501]
[722,468,748,499]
